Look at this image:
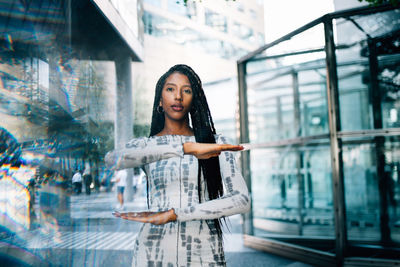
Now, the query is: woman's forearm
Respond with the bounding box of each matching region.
[105,136,184,169]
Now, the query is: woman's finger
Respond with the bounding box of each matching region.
[219,144,244,151]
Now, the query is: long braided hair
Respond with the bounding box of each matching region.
[149,64,225,238]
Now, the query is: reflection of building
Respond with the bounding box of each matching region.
[131,0,265,138]
[237,4,400,266]
[0,0,142,236]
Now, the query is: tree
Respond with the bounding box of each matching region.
[359,0,399,5]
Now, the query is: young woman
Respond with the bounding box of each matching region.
[106,64,250,266]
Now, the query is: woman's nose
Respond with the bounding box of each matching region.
[175,90,182,100]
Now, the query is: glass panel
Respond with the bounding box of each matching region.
[386,140,400,243]
[378,54,400,129]
[350,9,400,39]
[245,22,333,247]
[335,13,400,131]
[343,140,380,241]
[246,55,328,143]
[343,137,400,243]
[251,144,334,239]
[254,23,326,65]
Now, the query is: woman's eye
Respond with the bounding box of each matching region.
[184,89,192,94]
[166,87,173,91]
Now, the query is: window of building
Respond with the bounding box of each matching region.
[143,0,162,7]
[142,12,248,59]
[205,9,228,33]
[142,11,173,36]
[249,9,257,20]
[232,21,253,41]
[257,32,265,45]
[167,0,197,19]
[236,2,245,13]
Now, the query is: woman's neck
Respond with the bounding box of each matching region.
[158,119,193,136]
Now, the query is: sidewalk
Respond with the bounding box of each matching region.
[70,189,312,267]
[0,188,313,266]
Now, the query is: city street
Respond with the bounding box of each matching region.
[1,187,311,266]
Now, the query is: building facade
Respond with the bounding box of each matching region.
[130,0,265,142]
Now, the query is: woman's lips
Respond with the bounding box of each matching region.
[171,105,183,111]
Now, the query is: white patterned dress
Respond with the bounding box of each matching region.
[106,134,250,267]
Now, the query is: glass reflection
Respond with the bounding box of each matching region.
[0,1,123,265]
[251,145,333,238]
[343,138,400,242]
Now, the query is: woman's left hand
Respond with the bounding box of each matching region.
[113,209,177,225]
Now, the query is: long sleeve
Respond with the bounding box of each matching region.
[174,135,251,221]
[105,136,184,170]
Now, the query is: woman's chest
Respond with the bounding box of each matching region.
[145,155,198,184]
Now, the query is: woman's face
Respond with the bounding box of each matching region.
[160,72,193,122]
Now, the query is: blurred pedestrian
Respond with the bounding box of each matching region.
[71,169,82,194]
[114,169,127,210]
[93,168,100,193]
[132,167,142,197]
[83,166,92,195]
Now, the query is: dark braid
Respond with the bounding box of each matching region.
[149,64,225,238]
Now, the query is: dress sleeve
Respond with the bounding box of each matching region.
[105,136,184,170]
[174,135,251,221]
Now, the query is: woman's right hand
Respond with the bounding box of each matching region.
[183,142,243,159]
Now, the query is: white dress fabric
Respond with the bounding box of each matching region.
[106,134,250,267]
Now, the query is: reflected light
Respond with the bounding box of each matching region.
[390,108,397,122]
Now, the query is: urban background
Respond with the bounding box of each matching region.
[0,0,399,266]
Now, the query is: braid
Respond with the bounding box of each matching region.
[149,64,225,238]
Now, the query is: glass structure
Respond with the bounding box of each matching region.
[0,0,143,265]
[237,4,400,266]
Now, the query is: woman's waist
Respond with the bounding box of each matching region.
[149,195,200,208]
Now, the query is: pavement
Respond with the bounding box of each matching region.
[0,186,313,267]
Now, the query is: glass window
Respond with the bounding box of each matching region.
[251,145,334,238]
[143,0,162,7]
[342,137,400,243]
[231,22,253,42]
[334,9,400,131]
[236,2,245,13]
[205,9,228,33]
[342,140,381,241]
[167,0,187,16]
[249,9,257,20]
[167,0,197,18]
